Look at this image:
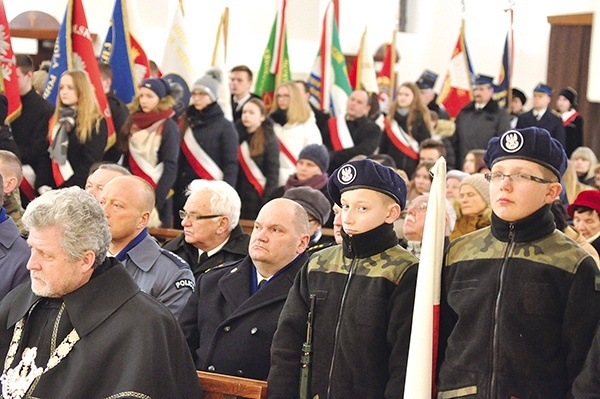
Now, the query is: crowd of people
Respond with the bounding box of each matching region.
[0,53,597,397]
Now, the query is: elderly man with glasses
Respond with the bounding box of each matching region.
[99,175,195,319]
[163,179,250,277]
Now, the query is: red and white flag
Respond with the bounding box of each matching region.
[0,1,21,123]
[437,21,475,118]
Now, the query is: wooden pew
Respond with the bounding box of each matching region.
[197,371,267,399]
[149,219,335,245]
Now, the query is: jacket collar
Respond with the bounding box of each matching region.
[7,258,140,337]
[342,223,399,258]
[491,204,556,243]
[124,234,161,272]
[218,252,308,317]
[464,99,500,113]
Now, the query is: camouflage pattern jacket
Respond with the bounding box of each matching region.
[268,223,418,399]
[437,204,600,398]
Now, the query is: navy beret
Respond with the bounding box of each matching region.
[484,127,567,179]
[533,83,553,96]
[327,159,407,209]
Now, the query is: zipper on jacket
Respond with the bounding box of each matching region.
[326,243,357,399]
[490,223,515,396]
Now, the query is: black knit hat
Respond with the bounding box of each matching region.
[512,88,527,105]
[298,144,329,174]
[559,87,578,108]
[484,127,567,179]
[328,159,407,208]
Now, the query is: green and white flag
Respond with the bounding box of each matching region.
[254,0,291,112]
[307,2,352,117]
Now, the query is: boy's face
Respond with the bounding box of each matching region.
[489,159,561,222]
[340,189,400,236]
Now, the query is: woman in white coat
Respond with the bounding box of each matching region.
[269,81,322,186]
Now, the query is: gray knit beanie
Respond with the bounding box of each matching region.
[460,173,490,206]
[191,68,221,102]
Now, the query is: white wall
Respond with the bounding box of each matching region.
[5,0,598,103]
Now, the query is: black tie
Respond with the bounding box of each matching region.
[257,279,266,290]
[198,252,209,265]
[233,101,239,111]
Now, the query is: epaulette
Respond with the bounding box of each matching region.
[160,248,190,269]
[204,259,241,274]
[308,241,335,254]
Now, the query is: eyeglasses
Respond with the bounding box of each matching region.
[484,172,556,185]
[179,210,222,221]
[275,94,290,98]
[408,202,428,212]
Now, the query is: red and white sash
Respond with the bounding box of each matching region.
[128,120,165,189]
[49,124,74,187]
[20,165,36,201]
[181,128,224,181]
[562,109,579,127]
[328,116,354,151]
[276,137,297,172]
[238,142,266,197]
[383,118,420,160]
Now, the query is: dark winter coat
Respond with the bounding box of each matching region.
[0,257,202,398]
[235,121,280,220]
[327,115,381,173]
[163,223,250,277]
[179,252,308,380]
[437,205,600,398]
[268,223,418,398]
[452,100,510,166]
[516,109,566,149]
[380,110,431,177]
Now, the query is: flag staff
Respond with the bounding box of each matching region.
[504,0,516,104]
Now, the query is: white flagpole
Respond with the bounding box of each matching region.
[403,156,447,398]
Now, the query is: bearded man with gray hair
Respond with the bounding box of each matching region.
[0,187,201,398]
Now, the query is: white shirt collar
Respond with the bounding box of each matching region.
[197,235,231,259]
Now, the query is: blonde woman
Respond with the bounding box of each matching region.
[270,81,322,186]
[563,160,595,205]
[570,146,598,186]
[45,70,107,191]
